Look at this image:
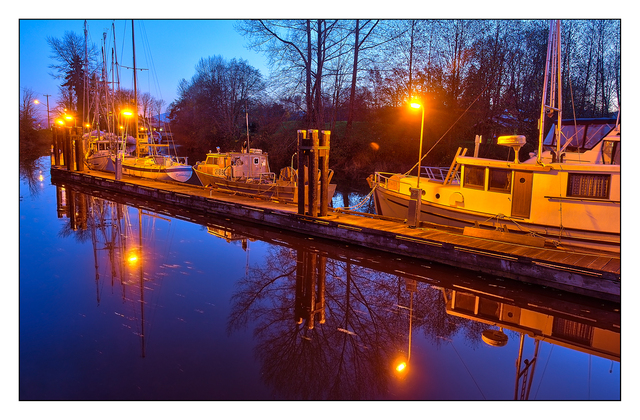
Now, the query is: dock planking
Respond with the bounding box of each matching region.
[50,166,621,302]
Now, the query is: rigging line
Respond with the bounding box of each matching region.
[448,340,487,400]
[588,354,592,400]
[533,343,554,400]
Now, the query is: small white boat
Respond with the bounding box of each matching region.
[120,132,192,183]
[368,21,620,254]
[84,131,132,172]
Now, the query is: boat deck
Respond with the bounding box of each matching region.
[50,166,621,302]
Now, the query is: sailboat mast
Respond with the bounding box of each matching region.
[132,20,139,158]
[83,20,88,135]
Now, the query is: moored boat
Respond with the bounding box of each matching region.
[367,21,620,254]
[84,131,132,172]
[116,20,192,184]
[193,148,337,204]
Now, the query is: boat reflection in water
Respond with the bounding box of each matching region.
[36,176,620,400]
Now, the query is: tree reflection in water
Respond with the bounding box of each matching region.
[227,238,483,399]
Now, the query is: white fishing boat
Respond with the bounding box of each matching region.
[193,147,336,203]
[367,21,620,254]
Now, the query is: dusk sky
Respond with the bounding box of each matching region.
[19,19,271,114]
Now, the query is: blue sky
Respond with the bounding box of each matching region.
[19,19,270,114]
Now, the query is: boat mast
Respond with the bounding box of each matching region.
[132,20,139,158]
[537,20,563,164]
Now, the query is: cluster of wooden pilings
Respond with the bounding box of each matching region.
[51,126,84,171]
[297,129,331,217]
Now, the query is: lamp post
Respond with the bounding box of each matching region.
[407,101,425,228]
[410,101,425,190]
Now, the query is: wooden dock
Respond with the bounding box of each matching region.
[50,166,621,302]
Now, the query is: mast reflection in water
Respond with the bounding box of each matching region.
[19,157,620,401]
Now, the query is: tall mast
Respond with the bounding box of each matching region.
[132,20,139,158]
[83,20,89,135]
[537,20,562,164]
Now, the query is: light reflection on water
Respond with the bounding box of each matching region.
[19,157,621,401]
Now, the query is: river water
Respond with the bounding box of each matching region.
[19,156,620,402]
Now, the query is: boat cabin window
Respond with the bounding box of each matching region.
[463,165,485,190]
[544,121,616,151]
[205,156,215,165]
[567,173,610,199]
[253,157,260,165]
[488,168,512,193]
[602,141,620,165]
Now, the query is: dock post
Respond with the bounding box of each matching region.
[52,126,60,166]
[64,127,73,171]
[297,130,308,215]
[319,131,331,216]
[408,188,422,228]
[308,130,319,217]
[115,151,122,180]
[74,127,84,172]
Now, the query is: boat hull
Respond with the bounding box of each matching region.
[372,179,620,254]
[87,153,115,172]
[194,167,336,204]
[121,158,192,183]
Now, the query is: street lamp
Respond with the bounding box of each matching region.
[410,101,425,190]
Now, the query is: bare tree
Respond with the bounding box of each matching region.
[47,30,99,126]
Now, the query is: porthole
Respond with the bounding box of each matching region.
[435,193,440,199]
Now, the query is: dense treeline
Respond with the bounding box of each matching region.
[24,20,620,185]
[170,19,620,182]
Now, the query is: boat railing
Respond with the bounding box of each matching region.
[373,172,414,192]
[421,166,459,182]
[374,167,459,192]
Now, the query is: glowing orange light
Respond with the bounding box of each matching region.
[410,102,421,109]
[127,253,139,264]
[56,120,64,126]
[34,99,40,104]
[122,110,133,116]
[64,115,73,121]
[396,362,407,372]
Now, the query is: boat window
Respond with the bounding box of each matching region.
[545,122,615,150]
[488,168,512,193]
[253,158,259,165]
[602,141,620,165]
[205,157,214,165]
[452,292,476,314]
[464,165,485,190]
[584,124,615,149]
[567,173,610,199]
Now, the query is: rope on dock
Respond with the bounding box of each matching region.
[334,184,377,212]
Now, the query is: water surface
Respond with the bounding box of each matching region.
[19,157,621,401]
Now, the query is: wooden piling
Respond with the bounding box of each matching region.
[74,128,84,172]
[64,127,73,171]
[297,130,308,215]
[308,130,319,217]
[319,130,330,217]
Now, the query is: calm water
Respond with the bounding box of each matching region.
[19,156,621,401]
